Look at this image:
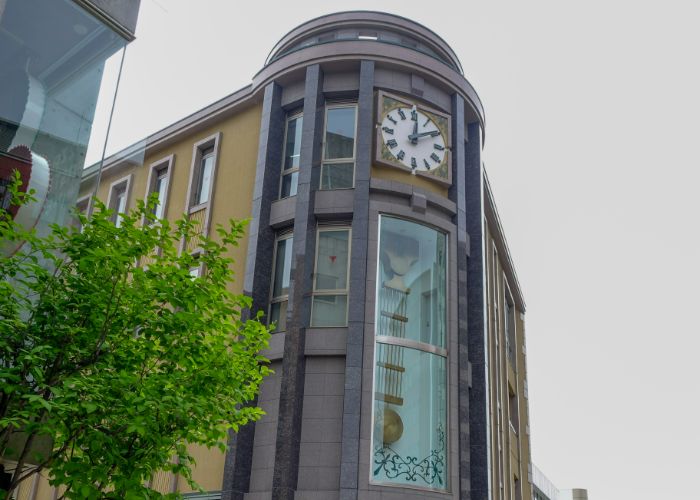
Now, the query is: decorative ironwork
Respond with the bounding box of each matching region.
[373,425,446,487]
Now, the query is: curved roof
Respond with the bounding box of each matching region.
[265,11,464,74]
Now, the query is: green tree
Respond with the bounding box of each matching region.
[0,174,271,499]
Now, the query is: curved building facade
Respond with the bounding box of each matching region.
[76,11,533,500]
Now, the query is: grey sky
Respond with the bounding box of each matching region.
[92,1,700,498]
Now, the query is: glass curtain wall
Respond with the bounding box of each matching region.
[372,216,448,491]
[0,0,128,254]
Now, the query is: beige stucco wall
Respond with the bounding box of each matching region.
[19,102,262,499]
[484,221,533,500]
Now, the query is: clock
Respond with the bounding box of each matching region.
[375,92,451,185]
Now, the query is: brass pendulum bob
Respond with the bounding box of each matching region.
[382,407,404,444]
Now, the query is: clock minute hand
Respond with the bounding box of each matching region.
[408,130,440,140]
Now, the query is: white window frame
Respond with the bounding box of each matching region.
[310,225,352,327]
[143,154,174,224]
[184,132,221,214]
[74,194,92,232]
[106,174,132,228]
[279,112,303,199]
[268,231,294,331]
[320,103,358,190]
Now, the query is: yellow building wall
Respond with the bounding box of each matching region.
[484,221,533,500]
[24,102,262,499]
[371,162,449,198]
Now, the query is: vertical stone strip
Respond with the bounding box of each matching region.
[272,64,324,500]
[339,60,374,500]
[448,94,470,498]
[465,121,490,500]
[222,82,284,500]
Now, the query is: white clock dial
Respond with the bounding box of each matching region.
[380,104,446,172]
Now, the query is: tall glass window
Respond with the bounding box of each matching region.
[108,178,130,228]
[194,147,215,206]
[269,233,293,332]
[280,114,302,198]
[152,167,169,219]
[372,216,448,491]
[320,105,356,190]
[310,228,350,327]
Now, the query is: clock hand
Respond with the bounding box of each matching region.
[408,130,440,140]
[410,106,418,144]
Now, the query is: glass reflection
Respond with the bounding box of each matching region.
[0,0,127,253]
[372,216,448,491]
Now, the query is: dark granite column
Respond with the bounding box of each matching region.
[339,60,374,500]
[222,81,284,500]
[272,64,324,500]
[448,94,471,499]
[465,121,489,500]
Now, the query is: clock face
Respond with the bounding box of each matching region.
[380,104,447,173]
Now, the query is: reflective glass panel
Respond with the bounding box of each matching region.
[314,230,349,291]
[284,116,302,170]
[272,237,293,298]
[311,295,348,327]
[372,216,448,491]
[324,107,356,160]
[0,0,127,254]
[376,216,447,348]
[269,300,288,333]
[372,345,447,490]
[197,153,214,205]
[320,162,354,190]
[153,169,168,219]
[280,170,298,198]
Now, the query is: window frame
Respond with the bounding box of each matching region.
[278,112,303,199]
[310,225,352,327]
[320,103,358,190]
[268,231,294,332]
[184,133,221,214]
[73,194,92,232]
[143,154,174,224]
[106,174,132,228]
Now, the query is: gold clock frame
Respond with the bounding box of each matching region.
[374,90,452,187]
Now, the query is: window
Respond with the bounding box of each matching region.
[73,195,90,231]
[145,155,173,222]
[107,176,131,228]
[372,216,448,491]
[269,233,293,332]
[320,104,357,190]
[193,147,215,206]
[505,292,516,369]
[310,227,350,327]
[509,385,519,432]
[280,114,302,198]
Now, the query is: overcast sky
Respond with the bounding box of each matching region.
[91,1,700,498]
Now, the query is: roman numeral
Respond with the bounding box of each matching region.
[387,115,397,125]
[411,109,418,121]
[382,126,394,134]
[398,109,406,120]
[411,157,417,169]
[423,117,431,127]
[386,139,398,148]
[434,143,445,151]
[397,150,405,160]
[430,152,441,163]
[423,159,431,169]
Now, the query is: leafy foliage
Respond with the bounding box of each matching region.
[0,173,271,498]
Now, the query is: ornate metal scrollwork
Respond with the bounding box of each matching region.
[373,425,445,487]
